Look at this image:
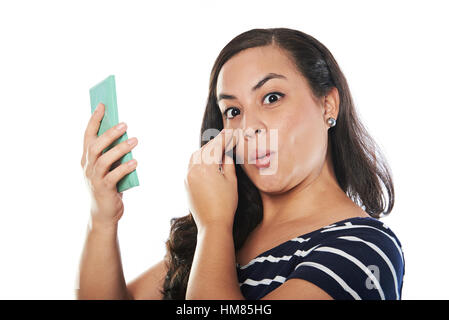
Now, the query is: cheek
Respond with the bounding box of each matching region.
[233,103,327,192]
[282,109,327,179]
[223,117,241,130]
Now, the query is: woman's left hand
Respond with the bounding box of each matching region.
[184,129,240,232]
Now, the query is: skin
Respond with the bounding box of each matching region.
[216,45,370,264]
[184,45,370,300]
[78,102,169,300]
[78,45,370,300]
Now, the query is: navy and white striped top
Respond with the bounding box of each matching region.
[236,216,405,300]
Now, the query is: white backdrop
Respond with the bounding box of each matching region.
[1,0,447,299]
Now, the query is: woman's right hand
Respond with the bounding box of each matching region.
[80,102,139,227]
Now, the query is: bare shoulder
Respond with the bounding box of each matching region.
[126,258,168,300]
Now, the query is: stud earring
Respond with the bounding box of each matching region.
[327,117,336,127]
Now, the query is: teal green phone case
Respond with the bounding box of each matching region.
[89,75,139,193]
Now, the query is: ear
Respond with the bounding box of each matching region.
[323,87,340,120]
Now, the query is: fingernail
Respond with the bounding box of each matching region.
[116,122,127,131]
[95,103,103,113]
[127,137,137,145]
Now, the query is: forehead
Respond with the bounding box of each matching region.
[216,45,300,96]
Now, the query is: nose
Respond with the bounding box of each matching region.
[244,127,262,139]
[241,111,266,140]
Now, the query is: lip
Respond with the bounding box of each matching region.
[250,150,272,162]
[253,152,273,169]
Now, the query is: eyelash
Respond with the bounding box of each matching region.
[222,92,285,119]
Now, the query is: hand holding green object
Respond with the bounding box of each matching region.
[80,75,140,226]
[88,75,139,192]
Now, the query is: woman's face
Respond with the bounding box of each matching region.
[216,45,334,194]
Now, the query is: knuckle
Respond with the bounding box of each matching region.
[122,140,132,150]
[103,175,115,189]
[186,170,193,183]
[107,128,117,139]
[186,167,198,181]
[91,163,99,177]
[189,151,200,165]
[95,156,107,171]
[109,124,124,137]
[87,141,97,157]
[83,163,92,178]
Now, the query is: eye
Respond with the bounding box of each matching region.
[223,107,241,119]
[263,92,284,105]
[222,92,284,120]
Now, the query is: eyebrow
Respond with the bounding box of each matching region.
[217,73,287,103]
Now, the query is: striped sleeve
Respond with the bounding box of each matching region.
[285,226,405,300]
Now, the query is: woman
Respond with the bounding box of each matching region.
[77,28,405,300]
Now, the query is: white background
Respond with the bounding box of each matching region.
[1,0,447,299]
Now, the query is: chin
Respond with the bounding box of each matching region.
[243,165,287,194]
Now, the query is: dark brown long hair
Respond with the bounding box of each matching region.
[160,27,395,299]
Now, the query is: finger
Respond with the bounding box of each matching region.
[104,159,138,191]
[220,128,239,164]
[200,129,226,166]
[87,121,128,168]
[82,103,106,166]
[188,150,202,170]
[94,137,138,178]
[221,152,236,178]
[221,130,238,177]
[224,129,239,154]
[84,102,105,149]
[204,128,238,165]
